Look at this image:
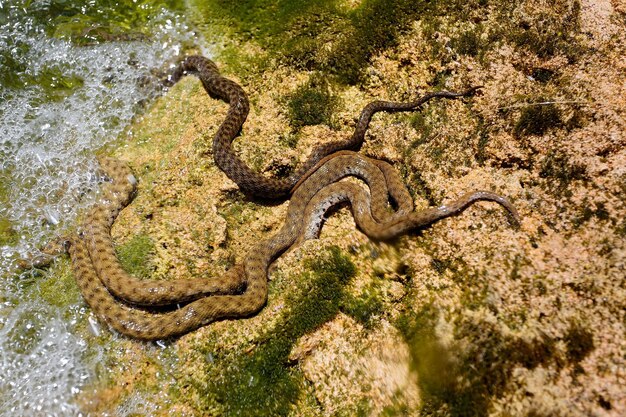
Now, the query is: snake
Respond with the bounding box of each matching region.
[166,55,482,198]
[69,152,519,340]
[84,158,246,306]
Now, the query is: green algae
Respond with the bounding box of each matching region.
[286,73,339,129]
[0,0,184,106]
[38,261,81,308]
[27,0,184,43]
[0,216,18,247]
[397,305,562,417]
[539,150,587,191]
[341,282,384,329]
[514,103,563,138]
[194,247,356,416]
[0,47,85,101]
[188,0,434,84]
[115,233,156,280]
[217,193,266,230]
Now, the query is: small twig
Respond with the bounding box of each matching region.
[498,100,590,111]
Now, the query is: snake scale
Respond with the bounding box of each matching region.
[70,152,518,340]
[62,56,520,340]
[166,55,481,198]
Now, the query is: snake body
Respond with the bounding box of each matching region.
[85,158,246,306]
[60,56,520,340]
[167,55,481,198]
[70,152,518,340]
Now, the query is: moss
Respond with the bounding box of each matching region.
[189,0,434,84]
[430,258,454,275]
[217,193,260,229]
[396,305,459,415]
[534,278,548,296]
[325,0,430,84]
[451,24,491,60]
[572,201,611,228]
[38,262,81,307]
[188,0,587,89]
[0,216,18,246]
[514,103,563,137]
[563,321,594,364]
[341,284,385,328]
[115,233,156,280]
[380,398,411,417]
[408,111,435,146]
[286,73,339,129]
[460,281,491,312]
[196,247,356,416]
[474,123,491,166]
[505,0,583,61]
[403,168,439,206]
[397,307,560,416]
[278,132,299,149]
[539,150,587,191]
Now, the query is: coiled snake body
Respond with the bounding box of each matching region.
[70,152,518,340]
[167,55,481,198]
[61,56,519,340]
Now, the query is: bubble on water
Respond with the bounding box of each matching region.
[0,7,199,416]
[0,11,197,272]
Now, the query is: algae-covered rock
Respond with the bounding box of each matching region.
[75,1,626,415]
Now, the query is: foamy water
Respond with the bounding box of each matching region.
[0,6,199,415]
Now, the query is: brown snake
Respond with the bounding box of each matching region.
[69,152,519,340]
[167,55,482,198]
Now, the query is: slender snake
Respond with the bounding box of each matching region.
[70,152,518,340]
[36,55,520,339]
[167,55,481,198]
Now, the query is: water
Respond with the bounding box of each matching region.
[0,1,202,414]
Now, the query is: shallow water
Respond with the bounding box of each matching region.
[0,2,200,414]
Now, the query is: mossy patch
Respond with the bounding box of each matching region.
[563,321,594,364]
[195,247,357,416]
[341,283,385,329]
[539,150,587,191]
[504,0,583,61]
[0,216,18,246]
[286,73,339,129]
[115,233,156,280]
[397,306,561,416]
[323,0,431,84]
[188,0,435,84]
[187,0,588,89]
[572,200,611,228]
[37,262,81,308]
[514,103,563,138]
[217,193,262,229]
[450,23,491,61]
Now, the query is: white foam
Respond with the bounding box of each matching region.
[0,7,198,416]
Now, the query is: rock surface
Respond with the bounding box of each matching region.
[74,1,625,415]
